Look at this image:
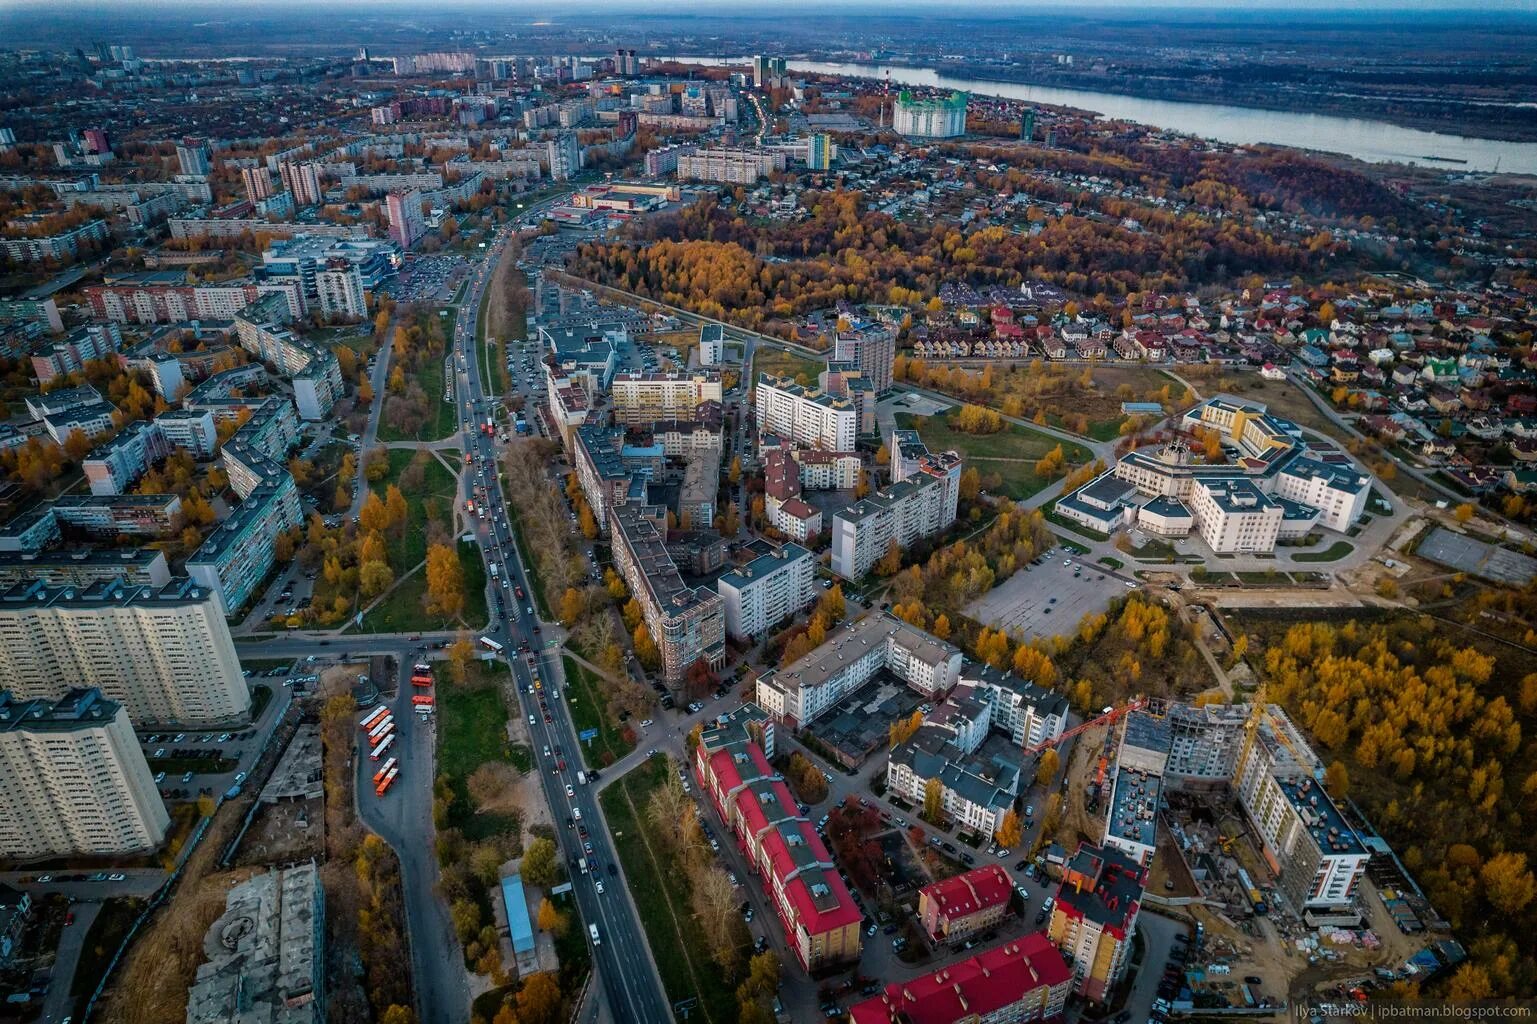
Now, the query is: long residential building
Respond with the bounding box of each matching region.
[610,504,725,687]
[892,91,969,138]
[30,323,122,384]
[676,146,785,184]
[849,932,1071,1024]
[756,611,961,729]
[693,706,862,971]
[0,547,171,588]
[0,687,169,859]
[716,542,815,641]
[831,450,963,580]
[611,370,722,426]
[0,219,112,263]
[754,373,857,452]
[85,275,305,324]
[0,577,249,727]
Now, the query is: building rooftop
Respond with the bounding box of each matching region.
[611,504,718,617]
[1105,765,1161,853]
[500,874,535,955]
[922,863,1013,922]
[186,863,321,1024]
[717,543,810,591]
[0,687,122,733]
[849,931,1070,1024]
[0,575,215,610]
[1277,774,1367,857]
[1054,843,1146,937]
[768,612,959,697]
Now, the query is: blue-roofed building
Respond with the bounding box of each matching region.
[500,874,537,972]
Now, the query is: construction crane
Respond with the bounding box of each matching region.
[1022,698,1148,757]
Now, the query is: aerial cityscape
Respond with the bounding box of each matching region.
[0,3,1534,1024]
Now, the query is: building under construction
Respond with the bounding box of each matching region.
[1099,701,1369,915]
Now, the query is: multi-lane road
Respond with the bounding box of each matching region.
[446,228,672,1024]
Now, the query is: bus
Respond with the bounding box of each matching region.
[375,765,399,795]
[367,716,394,742]
[369,733,396,761]
[412,694,435,707]
[359,707,388,732]
[411,671,433,688]
[372,757,398,785]
[490,562,500,579]
[479,636,504,654]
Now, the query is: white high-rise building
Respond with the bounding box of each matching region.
[0,687,169,858]
[611,370,722,426]
[831,451,963,580]
[316,262,367,320]
[754,374,856,452]
[892,91,968,138]
[279,161,324,206]
[0,577,250,727]
[716,543,815,641]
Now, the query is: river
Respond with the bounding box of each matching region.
[670,55,1537,175]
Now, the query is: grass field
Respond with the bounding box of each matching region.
[562,655,635,769]
[753,346,823,385]
[1292,540,1354,562]
[436,661,518,841]
[357,540,487,633]
[599,756,739,1024]
[895,412,1093,500]
[380,449,457,570]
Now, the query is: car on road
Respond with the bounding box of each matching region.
[565,784,574,798]
[154,771,165,783]
[234,771,246,784]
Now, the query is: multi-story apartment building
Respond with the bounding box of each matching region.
[676,147,786,184]
[234,295,343,420]
[756,612,961,729]
[832,322,897,394]
[0,577,248,727]
[849,932,1071,1024]
[30,323,122,384]
[84,276,305,324]
[261,235,396,314]
[1048,843,1146,1004]
[610,504,725,687]
[278,161,324,206]
[886,668,1065,837]
[716,542,815,641]
[0,219,111,264]
[1235,708,1370,912]
[240,166,273,203]
[918,864,1015,945]
[0,687,169,859]
[831,451,963,580]
[572,424,661,532]
[83,419,172,495]
[693,706,862,971]
[892,91,969,138]
[315,262,367,320]
[0,547,171,588]
[176,139,211,177]
[545,132,582,181]
[385,189,426,250]
[612,370,722,426]
[41,400,117,445]
[52,493,183,538]
[188,462,302,613]
[754,374,856,452]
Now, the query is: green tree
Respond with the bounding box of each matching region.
[522,836,560,887]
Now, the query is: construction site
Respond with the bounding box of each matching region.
[1045,696,1460,1015]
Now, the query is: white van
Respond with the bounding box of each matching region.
[589,923,601,945]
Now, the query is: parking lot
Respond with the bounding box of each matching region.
[965,549,1131,640]
[382,252,468,303]
[1417,525,1537,585]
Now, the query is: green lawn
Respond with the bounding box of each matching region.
[476,268,516,396]
[377,352,455,442]
[894,412,1092,500]
[506,498,555,621]
[436,661,518,841]
[1292,540,1354,562]
[599,756,739,1024]
[379,449,457,571]
[359,539,486,633]
[562,655,635,769]
[753,346,823,385]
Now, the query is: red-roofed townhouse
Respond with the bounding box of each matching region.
[848,931,1071,1024]
[918,863,1015,945]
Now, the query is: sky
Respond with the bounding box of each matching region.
[4,0,1535,9]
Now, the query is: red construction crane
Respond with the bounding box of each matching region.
[1023,698,1147,757]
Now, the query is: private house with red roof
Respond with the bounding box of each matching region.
[847,931,1072,1024]
[918,863,1016,945]
[692,706,862,971]
[1047,843,1147,1004]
